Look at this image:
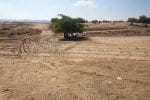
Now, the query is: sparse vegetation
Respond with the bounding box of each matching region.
[0,20,150,100]
[0,23,42,36]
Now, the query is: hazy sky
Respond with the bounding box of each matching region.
[0,0,150,20]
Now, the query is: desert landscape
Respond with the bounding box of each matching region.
[0,22,150,100]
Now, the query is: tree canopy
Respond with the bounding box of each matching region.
[73,17,87,23]
[128,18,138,23]
[139,15,148,24]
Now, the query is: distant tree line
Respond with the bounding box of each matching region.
[90,20,101,24]
[128,15,150,26]
[90,20,123,24]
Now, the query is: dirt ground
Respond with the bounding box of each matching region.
[0,22,150,100]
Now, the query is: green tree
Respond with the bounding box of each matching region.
[98,21,102,24]
[128,18,138,25]
[128,18,138,22]
[139,15,147,23]
[51,14,84,40]
[51,18,59,23]
[139,15,148,26]
[103,20,111,23]
[91,20,98,24]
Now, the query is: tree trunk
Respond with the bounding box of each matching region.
[64,33,68,39]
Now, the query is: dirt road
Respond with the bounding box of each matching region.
[0,23,150,100]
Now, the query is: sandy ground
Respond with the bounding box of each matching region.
[0,23,150,100]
